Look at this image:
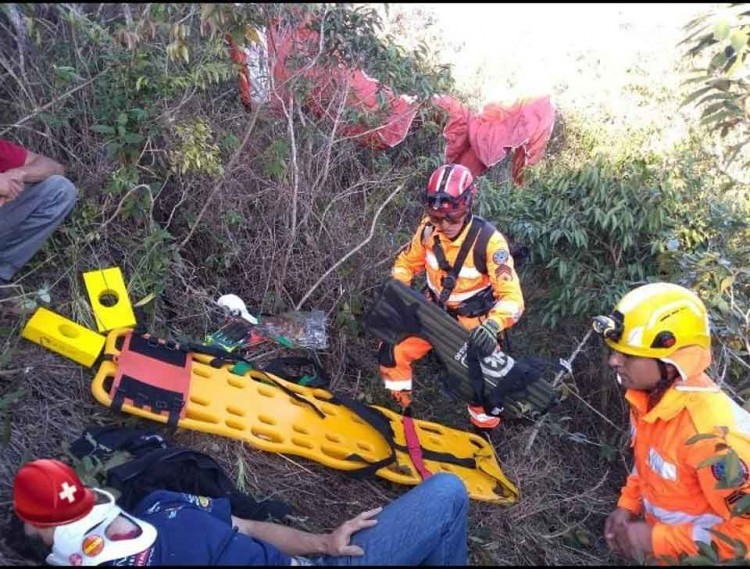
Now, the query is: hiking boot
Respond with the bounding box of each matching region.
[467,404,501,430]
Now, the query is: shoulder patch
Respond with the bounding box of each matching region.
[712,458,749,483]
[495,265,513,282]
[492,249,509,265]
[725,489,750,519]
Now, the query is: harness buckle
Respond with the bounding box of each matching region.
[441,274,457,291]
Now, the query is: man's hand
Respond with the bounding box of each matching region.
[0,172,23,204]
[468,319,501,357]
[605,509,652,560]
[324,507,382,556]
[604,507,634,555]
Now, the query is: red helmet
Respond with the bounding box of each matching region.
[425,164,476,217]
[14,459,95,527]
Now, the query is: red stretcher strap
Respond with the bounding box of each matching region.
[402,415,432,481]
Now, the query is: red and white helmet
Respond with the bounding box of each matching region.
[425,164,476,217]
[15,459,158,566]
[14,459,95,528]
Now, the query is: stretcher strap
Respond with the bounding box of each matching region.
[328,393,398,477]
[329,394,476,475]
[109,332,191,428]
[112,375,184,428]
[187,343,327,419]
[402,416,432,480]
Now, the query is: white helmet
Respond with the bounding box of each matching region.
[47,489,157,566]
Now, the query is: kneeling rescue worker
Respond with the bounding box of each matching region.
[379,163,525,430]
[594,282,750,562]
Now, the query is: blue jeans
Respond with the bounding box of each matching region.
[305,473,469,566]
[0,175,77,281]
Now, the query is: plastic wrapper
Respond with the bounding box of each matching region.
[254,310,328,350]
[206,309,328,351]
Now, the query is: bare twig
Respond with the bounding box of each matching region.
[311,77,351,193]
[512,468,611,523]
[278,93,299,287]
[99,184,154,231]
[294,184,404,310]
[552,329,592,388]
[178,104,262,250]
[0,369,26,377]
[0,48,37,108]
[0,71,107,137]
[524,330,595,455]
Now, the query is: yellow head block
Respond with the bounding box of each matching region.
[22,307,105,367]
[82,267,137,332]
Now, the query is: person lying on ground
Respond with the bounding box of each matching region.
[14,458,469,566]
[593,282,750,563]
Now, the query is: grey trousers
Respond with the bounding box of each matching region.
[0,175,77,281]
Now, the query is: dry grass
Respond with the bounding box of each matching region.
[0,3,716,566]
[0,253,632,566]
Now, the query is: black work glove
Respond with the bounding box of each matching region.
[468,319,501,358]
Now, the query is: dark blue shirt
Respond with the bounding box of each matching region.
[106,490,292,566]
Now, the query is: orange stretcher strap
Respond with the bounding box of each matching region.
[109,331,192,428]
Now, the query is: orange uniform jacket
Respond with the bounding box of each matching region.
[618,345,750,561]
[391,216,525,331]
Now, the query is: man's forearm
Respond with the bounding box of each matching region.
[9,156,64,184]
[231,516,330,557]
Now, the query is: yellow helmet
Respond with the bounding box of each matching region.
[592,282,710,358]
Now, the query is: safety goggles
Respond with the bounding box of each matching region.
[424,194,467,223]
[426,209,465,224]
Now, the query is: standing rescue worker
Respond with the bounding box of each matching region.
[379,163,525,430]
[593,282,750,562]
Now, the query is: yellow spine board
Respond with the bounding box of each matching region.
[92,329,519,505]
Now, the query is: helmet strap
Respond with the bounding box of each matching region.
[457,212,472,233]
[648,359,676,410]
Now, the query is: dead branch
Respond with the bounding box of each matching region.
[0,71,107,137]
[294,184,404,310]
[178,103,262,251]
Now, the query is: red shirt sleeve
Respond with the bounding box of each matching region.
[0,139,28,173]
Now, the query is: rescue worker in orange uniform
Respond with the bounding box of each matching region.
[593,282,750,562]
[379,164,525,430]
